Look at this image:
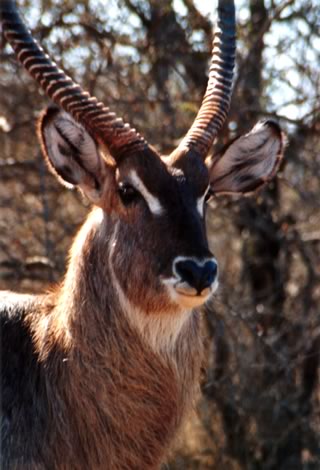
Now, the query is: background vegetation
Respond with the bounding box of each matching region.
[1,0,319,468]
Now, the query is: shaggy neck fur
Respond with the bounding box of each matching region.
[23,209,203,470]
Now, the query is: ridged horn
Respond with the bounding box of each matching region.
[1,0,148,159]
[177,0,236,159]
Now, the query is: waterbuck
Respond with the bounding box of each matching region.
[0,0,284,468]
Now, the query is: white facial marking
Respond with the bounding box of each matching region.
[170,167,185,178]
[196,186,210,217]
[129,170,164,216]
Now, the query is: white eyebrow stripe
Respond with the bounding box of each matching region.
[197,194,206,217]
[196,186,210,217]
[128,170,164,216]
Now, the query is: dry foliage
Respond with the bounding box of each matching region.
[1,1,319,468]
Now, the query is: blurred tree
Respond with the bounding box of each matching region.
[1,0,319,468]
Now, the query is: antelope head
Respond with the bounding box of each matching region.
[1,0,284,316]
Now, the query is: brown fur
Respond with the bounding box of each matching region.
[1,210,203,470]
[1,3,285,467]
[1,115,284,469]
[1,111,284,470]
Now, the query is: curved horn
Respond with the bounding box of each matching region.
[177,0,236,158]
[1,0,148,159]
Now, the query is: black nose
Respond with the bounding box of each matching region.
[174,259,218,294]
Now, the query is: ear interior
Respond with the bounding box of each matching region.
[208,120,284,195]
[38,106,107,202]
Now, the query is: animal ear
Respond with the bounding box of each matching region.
[38,106,112,203]
[208,120,284,195]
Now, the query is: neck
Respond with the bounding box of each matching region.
[45,207,197,356]
[27,208,203,468]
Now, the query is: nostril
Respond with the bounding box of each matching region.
[203,261,218,287]
[175,259,218,293]
[175,260,200,287]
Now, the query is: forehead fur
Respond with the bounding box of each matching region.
[169,151,209,195]
[117,147,209,197]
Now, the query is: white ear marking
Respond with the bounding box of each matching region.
[128,170,164,216]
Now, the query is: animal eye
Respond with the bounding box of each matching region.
[118,182,140,206]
